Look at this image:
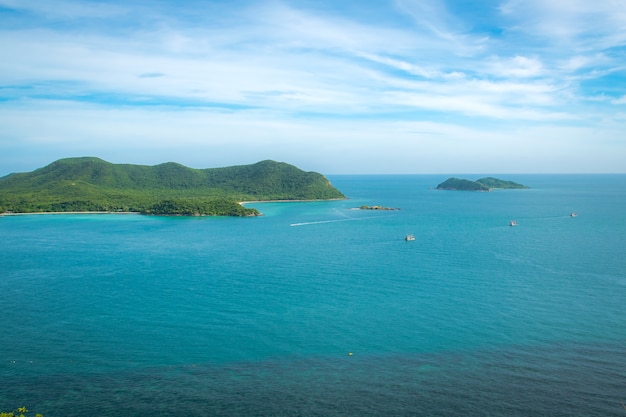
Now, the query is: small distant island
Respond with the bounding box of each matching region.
[358,205,399,211]
[0,157,345,216]
[436,177,529,191]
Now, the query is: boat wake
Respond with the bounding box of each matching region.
[290,216,381,227]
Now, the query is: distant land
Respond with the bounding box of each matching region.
[358,205,399,211]
[0,157,345,216]
[436,177,529,191]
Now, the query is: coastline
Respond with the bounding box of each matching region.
[0,211,140,216]
[239,197,346,205]
[0,199,347,217]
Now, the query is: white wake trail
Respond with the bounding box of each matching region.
[290,215,384,227]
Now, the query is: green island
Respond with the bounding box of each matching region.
[436,177,529,191]
[0,157,345,216]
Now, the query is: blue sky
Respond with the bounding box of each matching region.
[1,0,625,175]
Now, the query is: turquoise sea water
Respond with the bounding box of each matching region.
[1,174,625,416]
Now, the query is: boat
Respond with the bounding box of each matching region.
[509,220,517,226]
[405,234,415,241]
[570,212,578,217]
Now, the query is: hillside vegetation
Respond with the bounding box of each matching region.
[0,157,345,215]
[474,177,529,189]
[436,176,528,191]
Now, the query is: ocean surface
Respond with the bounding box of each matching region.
[1,174,625,416]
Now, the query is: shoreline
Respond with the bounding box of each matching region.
[239,197,346,205]
[1,199,347,217]
[1,211,140,216]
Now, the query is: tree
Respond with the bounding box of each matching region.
[0,407,43,417]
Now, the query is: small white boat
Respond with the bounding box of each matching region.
[570,212,578,217]
[509,220,517,226]
[405,234,415,241]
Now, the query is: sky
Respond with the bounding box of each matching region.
[1,0,626,175]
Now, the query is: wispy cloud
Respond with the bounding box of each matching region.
[612,95,626,105]
[499,0,626,49]
[485,55,545,78]
[0,0,625,174]
[0,0,127,19]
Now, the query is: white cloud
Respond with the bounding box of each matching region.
[0,0,625,174]
[499,0,626,50]
[355,52,438,78]
[611,96,626,105]
[383,91,569,121]
[487,55,544,78]
[394,0,462,42]
[4,97,623,175]
[394,0,488,56]
[560,55,597,72]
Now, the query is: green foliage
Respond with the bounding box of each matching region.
[0,406,42,417]
[142,198,260,216]
[436,176,528,191]
[476,177,529,189]
[436,177,491,191]
[0,158,345,216]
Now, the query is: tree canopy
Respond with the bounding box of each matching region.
[0,158,345,215]
[436,176,528,191]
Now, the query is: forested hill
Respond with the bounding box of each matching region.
[436,176,528,191]
[0,157,345,215]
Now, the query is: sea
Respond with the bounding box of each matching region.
[1,174,625,417]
